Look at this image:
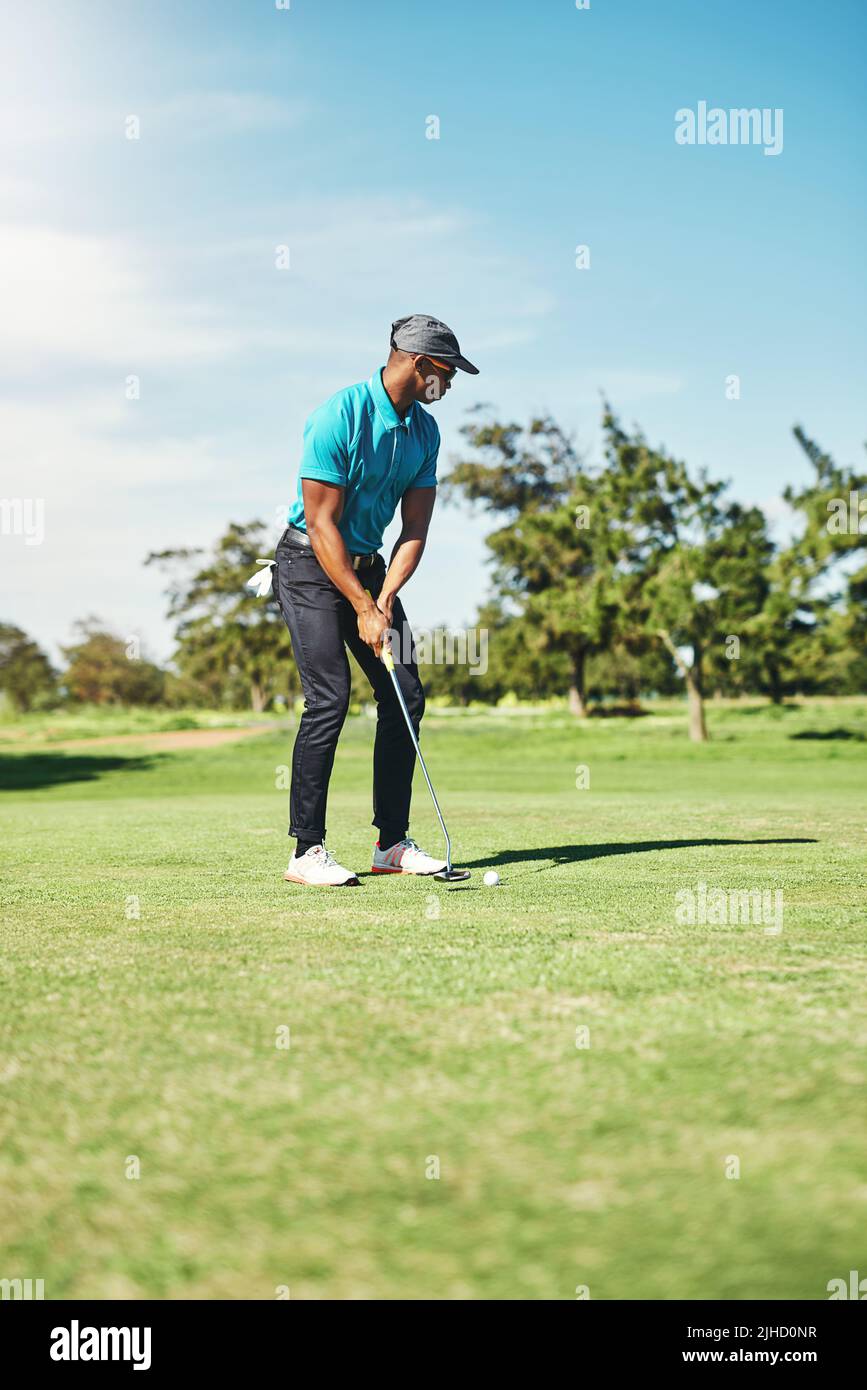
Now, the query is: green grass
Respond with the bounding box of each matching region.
[0,704,286,747]
[1,698,865,1300]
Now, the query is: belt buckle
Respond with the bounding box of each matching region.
[353,554,361,571]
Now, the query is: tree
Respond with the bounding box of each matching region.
[736,427,867,702]
[587,641,681,703]
[420,599,571,705]
[788,426,867,565]
[444,412,620,715]
[440,407,867,727]
[600,410,772,742]
[755,425,867,695]
[0,624,58,712]
[61,620,165,705]
[146,521,298,712]
[834,559,867,693]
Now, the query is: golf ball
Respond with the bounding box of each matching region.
[483,871,500,887]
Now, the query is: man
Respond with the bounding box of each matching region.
[274,314,479,886]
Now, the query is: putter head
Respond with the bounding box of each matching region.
[434,868,471,882]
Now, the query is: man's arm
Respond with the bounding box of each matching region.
[302,478,389,655]
[377,487,436,625]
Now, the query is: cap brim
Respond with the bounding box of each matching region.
[453,355,479,375]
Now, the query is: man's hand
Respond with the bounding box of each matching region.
[357,600,390,657]
[377,589,396,627]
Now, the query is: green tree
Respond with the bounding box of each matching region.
[61,620,165,705]
[786,428,865,693]
[788,426,867,565]
[835,559,867,692]
[737,427,867,702]
[146,521,297,712]
[0,624,58,712]
[600,410,773,741]
[419,600,569,706]
[442,407,866,728]
[445,413,620,715]
[587,642,681,703]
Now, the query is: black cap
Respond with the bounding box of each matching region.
[390,314,479,374]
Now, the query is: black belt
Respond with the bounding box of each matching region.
[282,525,379,570]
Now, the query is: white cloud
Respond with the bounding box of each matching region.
[0,392,271,664]
[0,395,230,492]
[0,193,555,373]
[0,227,243,368]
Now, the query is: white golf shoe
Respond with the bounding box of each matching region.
[283,844,359,887]
[371,837,447,876]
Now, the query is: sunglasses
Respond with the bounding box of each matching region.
[425,356,457,382]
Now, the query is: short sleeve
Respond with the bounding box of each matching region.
[411,420,440,488]
[298,403,349,486]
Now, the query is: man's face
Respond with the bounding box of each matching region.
[413,355,455,405]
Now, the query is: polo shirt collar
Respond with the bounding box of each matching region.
[370,367,413,431]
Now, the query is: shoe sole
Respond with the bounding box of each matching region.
[370,865,444,876]
[283,871,360,887]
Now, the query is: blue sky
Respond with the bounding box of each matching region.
[2,0,866,664]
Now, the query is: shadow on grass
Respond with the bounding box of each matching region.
[789,729,865,742]
[588,704,649,719]
[464,838,818,871]
[0,751,156,791]
[728,703,800,715]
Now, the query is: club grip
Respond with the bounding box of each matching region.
[381,647,396,673]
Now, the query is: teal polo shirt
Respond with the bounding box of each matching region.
[286,368,440,553]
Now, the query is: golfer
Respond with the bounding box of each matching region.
[274,315,479,886]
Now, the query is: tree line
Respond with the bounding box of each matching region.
[430,407,867,739]
[2,408,864,741]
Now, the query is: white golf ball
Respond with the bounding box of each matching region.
[483,871,500,887]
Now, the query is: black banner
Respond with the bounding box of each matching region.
[2,1299,862,1374]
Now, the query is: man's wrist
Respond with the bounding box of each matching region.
[352,593,378,616]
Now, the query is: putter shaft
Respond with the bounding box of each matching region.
[381,647,452,873]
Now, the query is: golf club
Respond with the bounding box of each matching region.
[380,645,470,882]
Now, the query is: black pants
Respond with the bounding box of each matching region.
[274,528,425,844]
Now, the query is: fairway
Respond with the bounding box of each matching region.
[1,700,865,1300]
